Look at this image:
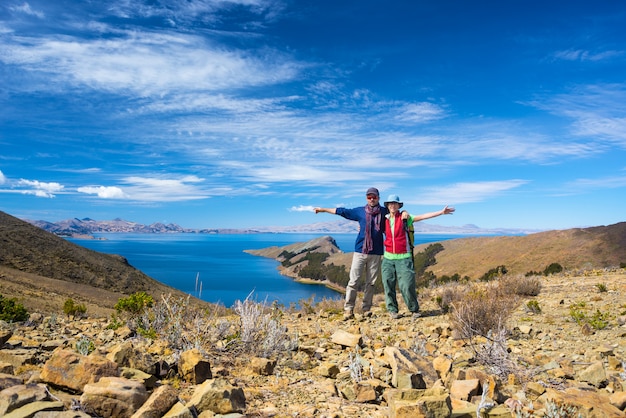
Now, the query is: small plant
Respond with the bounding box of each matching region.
[106,312,124,330]
[347,346,372,383]
[569,305,586,325]
[63,298,87,318]
[588,309,610,330]
[526,300,541,314]
[75,335,95,355]
[114,291,154,331]
[543,263,563,276]
[595,283,607,293]
[543,399,582,418]
[0,295,29,322]
[411,335,428,356]
[114,291,154,315]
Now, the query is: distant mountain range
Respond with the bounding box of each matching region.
[25,217,542,237]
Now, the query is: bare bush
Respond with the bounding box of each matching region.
[233,293,296,358]
[449,281,534,383]
[500,274,542,296]
[474,328,535,382]
[450,282,519,339]
[141,293,231,351]
[434,282,468,313]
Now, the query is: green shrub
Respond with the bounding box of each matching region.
[569,302,587,324]
[589,310,610,330]
[543,263,563,276]
[0,295,29,322]
[595,283,607,293]
[414,243,444,286]
[479,265,508,282]
[114,291,154,315]
[526,300,541,314]
[63,298,87,318]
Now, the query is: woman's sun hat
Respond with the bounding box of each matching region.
[384,194,403,208]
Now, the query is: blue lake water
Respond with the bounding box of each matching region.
[67,233,461,308]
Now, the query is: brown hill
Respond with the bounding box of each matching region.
[245,223,626,286]
[417,222,626,279]
[0,210,202,316]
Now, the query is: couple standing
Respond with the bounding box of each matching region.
[314,187,455,320]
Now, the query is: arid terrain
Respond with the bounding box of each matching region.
[1,210,626,416]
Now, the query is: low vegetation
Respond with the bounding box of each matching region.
[0,294,29,322]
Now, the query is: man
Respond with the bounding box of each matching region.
[382,194,455,319]
[314,187,387,320]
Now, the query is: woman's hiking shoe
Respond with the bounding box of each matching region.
[389,312,399,320]
[343,310,355,320]
[412,312,422,319]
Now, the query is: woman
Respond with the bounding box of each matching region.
[382,195,455,319]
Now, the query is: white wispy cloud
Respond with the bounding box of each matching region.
[0,170,6,185]
[17,179,64,198]
[2,30,303,96]
[10,2,45,19]
[289,205,315,212]
[411,180,529,205]
[77,186,127,199]
[527,83,626,147]
[566,174,626,191]
[119,175,209,202]
[394,102,447,124]
[553,49,624,62]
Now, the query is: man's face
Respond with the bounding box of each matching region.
[366,194,379,206]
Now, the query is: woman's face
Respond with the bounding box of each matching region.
[387,202,400,214]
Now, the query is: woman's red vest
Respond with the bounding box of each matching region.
[384,212,411,254]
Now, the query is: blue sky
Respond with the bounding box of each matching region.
[1,0,625,231]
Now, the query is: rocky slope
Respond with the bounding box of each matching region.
[1,269,625,417]
[0,211,203,315]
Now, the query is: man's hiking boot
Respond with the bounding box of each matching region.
[343,310,354,320]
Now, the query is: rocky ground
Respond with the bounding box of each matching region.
[1,270,626,417]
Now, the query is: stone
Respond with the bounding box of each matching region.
[120,367,158,389]
[578,361,607,388]
[540,387,624,418]
[0,383,50,416]
[330,330,362,348]
[0,373,22,390]
[0,349,37,369]
[387,388,452,418]
[107,340,157,375]
[186,378,246,415]
[384,346,438,389]
[178,348,212,384]
[449,378,480,401]
[80,376,149,418]
[0,330,13,346]
[130,384,179,418]
[316,361,340,378]
[432,355,452,380]
[248,357,276,376]
[40,348,119,393]
[609,391,626,411]
[2,400,64,417]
